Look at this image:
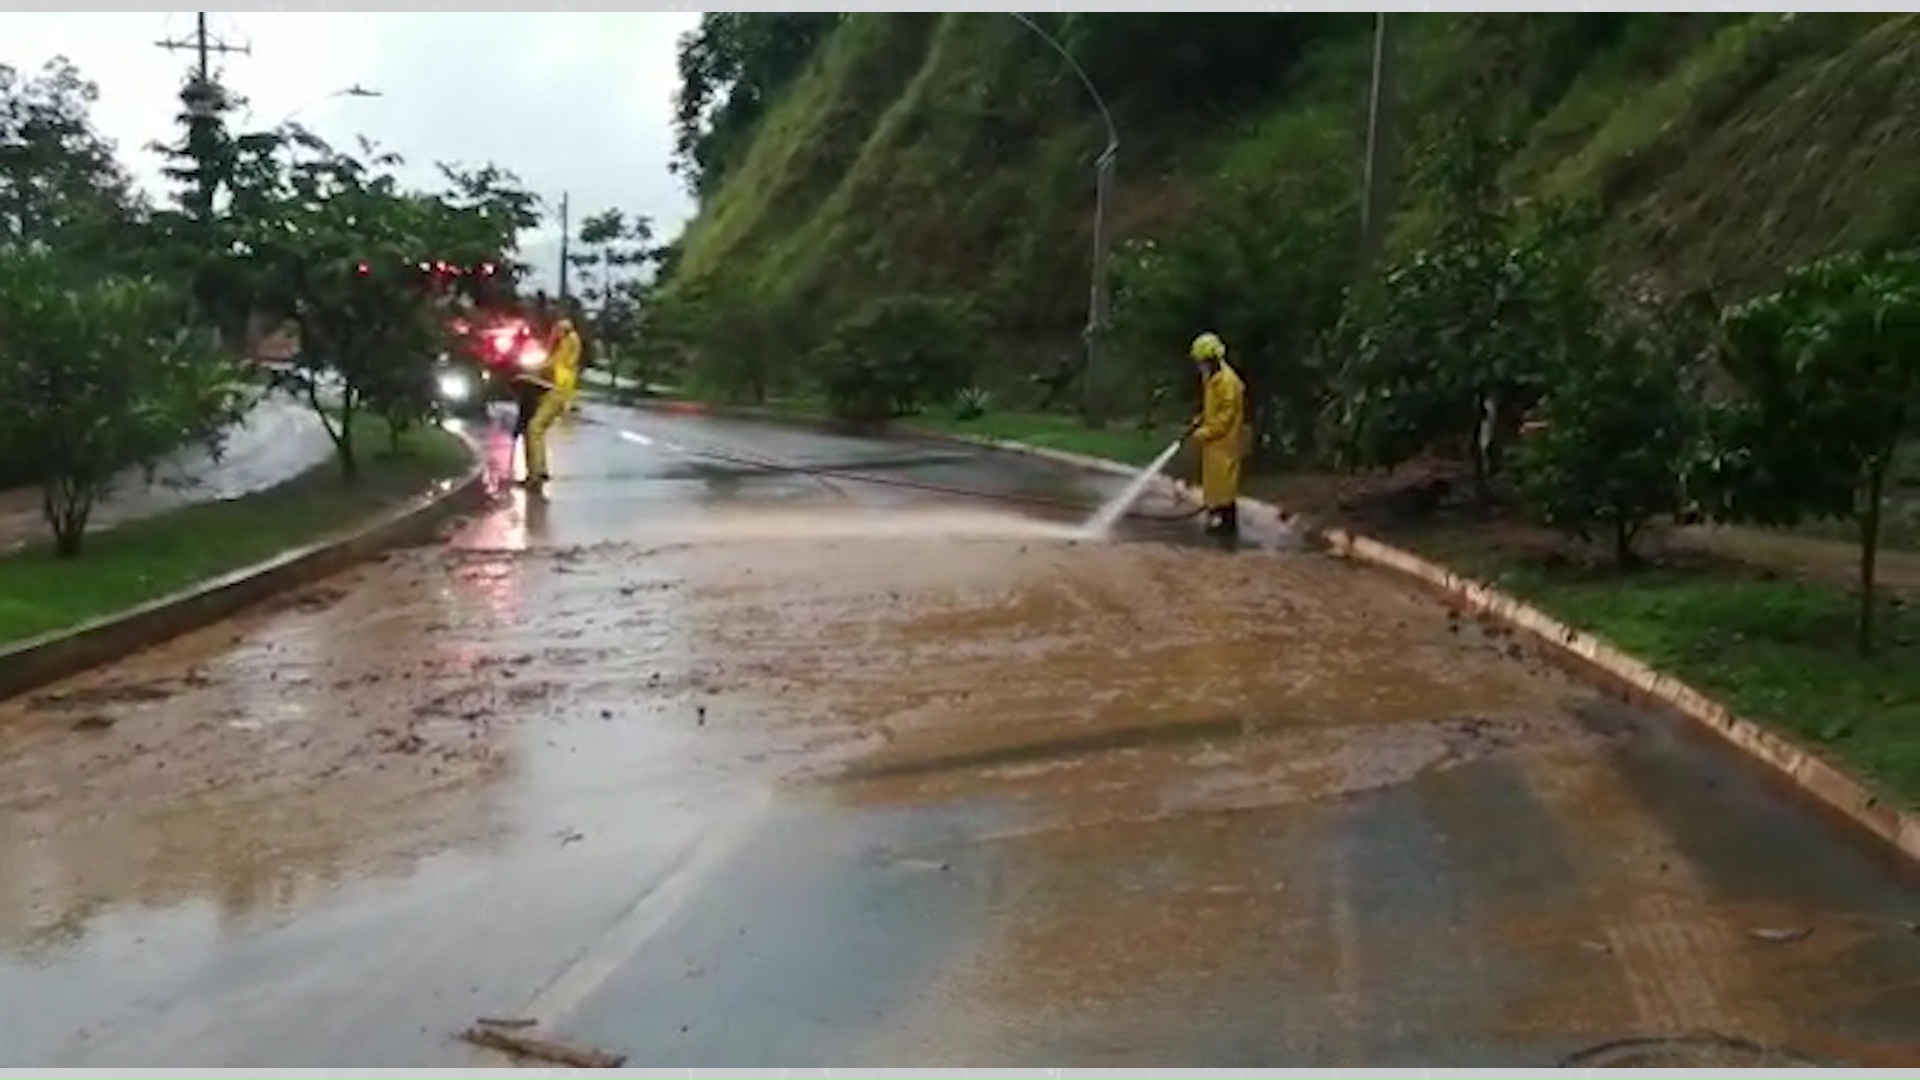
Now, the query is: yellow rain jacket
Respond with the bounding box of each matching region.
[547,319,581,398]
[1193,359,1246,510]
[525,319,582,482]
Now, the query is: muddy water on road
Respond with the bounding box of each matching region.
[566,511,1916,1066]
[1,455,1917,1065]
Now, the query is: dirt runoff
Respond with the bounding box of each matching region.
[0,503,1548,948]
[1,499,1914,1066]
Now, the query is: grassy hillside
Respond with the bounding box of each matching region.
[664,13,1920,402]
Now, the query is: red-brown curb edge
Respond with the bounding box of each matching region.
[0,438,489,704]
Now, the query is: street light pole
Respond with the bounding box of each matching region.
[1358,13,1397,272]
[1007,13,1120,424]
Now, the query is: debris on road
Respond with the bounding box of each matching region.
[1747,926,1813,944]
[474,1016,536,1029]
[459,1023,626,1068]
[69,714,117,732]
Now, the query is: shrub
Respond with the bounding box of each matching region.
[814,294,983,424]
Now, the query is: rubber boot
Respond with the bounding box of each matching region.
[1206,504,1239,551]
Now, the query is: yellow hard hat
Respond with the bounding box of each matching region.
[1190,332,1226,363]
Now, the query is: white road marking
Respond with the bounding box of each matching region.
[493,791,772,1045]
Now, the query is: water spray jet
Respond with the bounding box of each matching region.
[1080,438,1185,540]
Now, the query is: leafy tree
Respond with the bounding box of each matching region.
[567,207,656,372]
[1335,202,1597,504]
[812,294,983,425]
[0,57,136,258]
[434,161,542,269]
[140,70,262,348]
[569,208,654,307]
[227,130,535,480]
[1515,315,1699,565]
[1110,186,1353,464]
[0,249,245,557]
[1693,248,1920,654]
[669,278,806,405]
[671,13,841,194]
[151,72,244,227]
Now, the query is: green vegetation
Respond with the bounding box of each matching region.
[0,51,533,555]
[654,14,1920,402]
[0,419,469,647]
[814,294,982,424]
[650,12,1920,804]
[1417,531,1920,807]
[0,248,246,557]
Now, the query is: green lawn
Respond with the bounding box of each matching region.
[0,419,471,648]
[1415,531,1920,808]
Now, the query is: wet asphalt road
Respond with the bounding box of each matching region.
[0,401,1916,1067]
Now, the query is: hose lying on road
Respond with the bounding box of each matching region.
[582,415,1205,524]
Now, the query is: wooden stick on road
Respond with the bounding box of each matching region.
[459,1023,626,1069]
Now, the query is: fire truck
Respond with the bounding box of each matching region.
[419,259,548,420]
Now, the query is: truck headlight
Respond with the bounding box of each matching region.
[437,371,471,402]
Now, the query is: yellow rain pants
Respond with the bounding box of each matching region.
[524,321,581,482]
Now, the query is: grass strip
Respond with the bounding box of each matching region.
[0,419,470,648]
[1413,529,1920,808]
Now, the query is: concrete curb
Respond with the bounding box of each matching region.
[1313,526,1920,863]
[0,443,489,704]
[617,398,1917,862]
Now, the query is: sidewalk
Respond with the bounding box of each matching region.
[0,395,334,553]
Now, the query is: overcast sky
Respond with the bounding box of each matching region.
[0,11,701,289]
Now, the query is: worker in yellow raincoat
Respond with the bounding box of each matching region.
[1186,331,1247,543]
[522,305,581,487]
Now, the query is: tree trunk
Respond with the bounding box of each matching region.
[1614,516,1633,568]
[337,402,360,483]
[1469,395,1492,510]
[1856,457,1888,656]
[43,480,93,559]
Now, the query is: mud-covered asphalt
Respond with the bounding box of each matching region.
[1,402,1916,1067]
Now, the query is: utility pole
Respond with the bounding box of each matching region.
[557,192,571,303]
[155,13,250,224]
[1358,12,1399,273]
[155,13,250,89]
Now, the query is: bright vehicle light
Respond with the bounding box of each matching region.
[517,344,548,371]
[437,371,471,402]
